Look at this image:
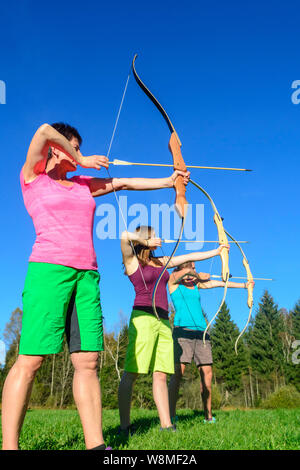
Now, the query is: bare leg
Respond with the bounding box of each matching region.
[199,365,213,419]
[1,355,45,450]
[153,371,172,428]
[168,363,185,419]
[71,351,103,449]
[118,371,138,429]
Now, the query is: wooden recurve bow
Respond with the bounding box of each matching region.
[132,54,188,319]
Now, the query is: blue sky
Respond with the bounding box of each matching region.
[0,0,299,351]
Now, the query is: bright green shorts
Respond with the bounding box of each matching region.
[124,309,174,374]
[19,262,103,355]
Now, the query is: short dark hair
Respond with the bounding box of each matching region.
[51,122,82,146]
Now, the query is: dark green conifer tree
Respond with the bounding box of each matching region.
[291,300,300,339]
[289,300,300,391]
[248,291,285,390]
[210,302,248,391]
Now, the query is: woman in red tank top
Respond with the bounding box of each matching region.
[118,225,227,435]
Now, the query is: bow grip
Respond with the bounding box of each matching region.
[242,258,254,308]
[213,213,230,282]
[168,132,188,219]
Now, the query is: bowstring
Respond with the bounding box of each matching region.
[203,240,219,338]
[151,218,184,320]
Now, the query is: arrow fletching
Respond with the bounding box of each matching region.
[110,159,132,166]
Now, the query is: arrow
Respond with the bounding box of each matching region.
[163,239,249,244]
[109,159,252,172]
[211,275,274,281]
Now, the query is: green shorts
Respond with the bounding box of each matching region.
[124,309,174,375]
[19,262,104,355]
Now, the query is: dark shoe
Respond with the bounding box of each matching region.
[117,424,137,437]
[88,443,112,450]
[203,417,216,424]
[171,416,178,429]
[159,424,176,432]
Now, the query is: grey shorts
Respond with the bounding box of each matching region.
[173,327,213,366]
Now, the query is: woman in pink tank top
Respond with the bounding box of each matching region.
[118,225,227,435]
[2,123,190,450]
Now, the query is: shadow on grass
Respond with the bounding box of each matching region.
[178,409,206,421]
[105,415,159,448]
[104,409,210,448]
[20,433,84,451]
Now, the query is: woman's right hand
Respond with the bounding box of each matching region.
[198,272,211,281]
[78,153,109,170]
[146,238,162,250]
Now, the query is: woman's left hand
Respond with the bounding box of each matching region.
[217,244,230,255]
[245,280,255,288]
[170,170,190,187]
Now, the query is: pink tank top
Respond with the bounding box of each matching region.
[20,169,97,270]
[129,263,170,318]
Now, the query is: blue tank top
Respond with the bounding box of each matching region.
[171,285,207,331]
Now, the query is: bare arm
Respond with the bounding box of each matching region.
[167,248,222,269]
[168,269,213,294]
[168,268,198,293]
[120,231,161,276]
[23,124,84,181]
[87,170,190,197]
[23,123,109,182]
[198,279,251,290]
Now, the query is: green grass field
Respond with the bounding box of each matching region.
[1,408,299,450]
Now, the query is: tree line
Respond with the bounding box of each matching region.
[0,290,299,410]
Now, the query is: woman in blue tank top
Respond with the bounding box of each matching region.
[168,261,254,424]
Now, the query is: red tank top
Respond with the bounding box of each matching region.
[128,264,170,319]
